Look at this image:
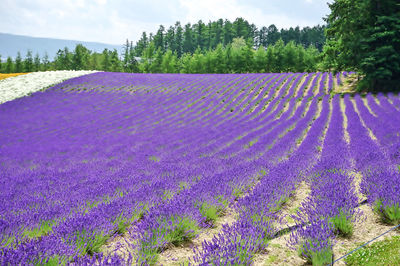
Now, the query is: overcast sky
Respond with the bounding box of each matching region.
[1,0,331,45]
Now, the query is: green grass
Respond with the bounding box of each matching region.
[345,236,400,266]
[137,216,198,265]
[244,138,258,149]
[298,240,333,266]
[74,229,108,255]
[33,255,68,266]
[148,155,160,162]
[113,205,148,234]
[329,211,354,237]
[374,200,400,225]
[0,236,15,248]
[23,220,55,239]
[199,202,220,224]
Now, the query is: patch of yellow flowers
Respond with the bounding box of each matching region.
[0,73,29,81]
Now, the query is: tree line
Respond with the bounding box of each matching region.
[0,37,321,74]
[133,18,326,57]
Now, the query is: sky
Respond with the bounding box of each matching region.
[1,0,331,45]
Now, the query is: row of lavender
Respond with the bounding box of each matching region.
[0,71,399,264]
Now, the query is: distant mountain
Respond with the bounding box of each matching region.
[0,33,122,61]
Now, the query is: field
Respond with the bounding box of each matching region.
[0,72,399,265]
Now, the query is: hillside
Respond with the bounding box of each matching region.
[0,32,122,60]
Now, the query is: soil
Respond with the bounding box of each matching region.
[334,74,359,94]
[157,207,238,265]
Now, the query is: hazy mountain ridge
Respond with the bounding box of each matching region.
[0,33,122,60]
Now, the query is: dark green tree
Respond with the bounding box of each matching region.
[267,25,280,46]
[34,53,41,72]
[325,0,400,91]
[153,25,165,52]
[253,46,268,72]
[165,26,175,52]
[359,0,400,91]
[24,50,34,72]
[149,47,163,73]
[223,20,234,46]
[102,48,111,71]
[73,44,90,70]
[134,32,149,57]
[15,52,23,72]
[194,20,206,50]
[183,23,194,54]
[110,49,122,72]
[42,52,50,71]
[161,49,178,73]
[282,41,297,72]
[5,57,13,73]
[126,41,139,72]
[175,22,184,57]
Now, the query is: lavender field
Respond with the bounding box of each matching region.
[1,72,399,265]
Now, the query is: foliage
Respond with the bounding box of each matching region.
[374,200,400,225]
[324,0,400,91]
[298,240,333,266]
[137,216,198,264]
[133,18,325,56]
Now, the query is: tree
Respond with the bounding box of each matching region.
[212,44,226,73]
[359,0,400,91]
[15,52,23,72]
[175,22,184,57]
[165,26,175,52]
[0,54,2,73]
[194,20,206,50]
[282,41,297,72]
[134,32,148,57]
[42,52,50,71]
[126,41,139,73]
[258,26,268,48]
[140,42,155,73]
[149,47,163,73]
[265,45,275,72]
[183,23,194,54]
[161,49,178,73]
[110,49,121,72]
[122,39,130,70]
[24,50,34,72]
[34,53,41,72]
[266,25,280,46]
[253,46,267,72]
[153,25,165,52]
[324,0,400,91]
[73,44,90,70]
[223,20,234,46]
[102,49,111,71]
[273,39,285,72]
[5,57,13,73]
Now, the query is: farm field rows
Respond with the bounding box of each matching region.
[0,72,399,265]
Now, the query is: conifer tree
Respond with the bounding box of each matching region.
[34,53,41,72]
[5,57,13,73]
[15,52,23,72]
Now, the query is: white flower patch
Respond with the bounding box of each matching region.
[0,70,99,104]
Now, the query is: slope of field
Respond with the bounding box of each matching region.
[0,72,399,265]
